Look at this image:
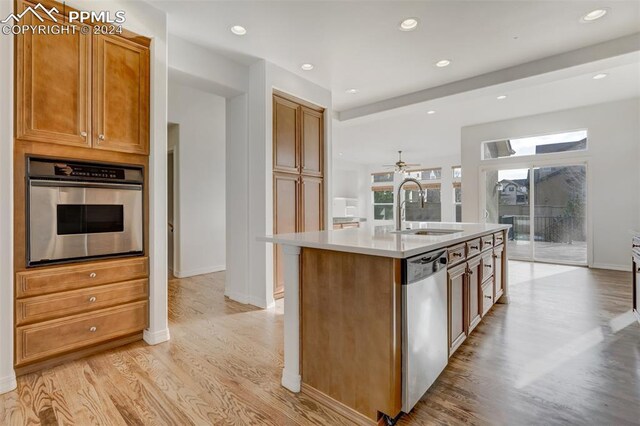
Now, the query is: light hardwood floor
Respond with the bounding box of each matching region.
[1,262,639,425]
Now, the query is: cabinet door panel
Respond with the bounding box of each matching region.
[273,96,299,173]
[93,35,149,154]
[448,264,466,356]
[273,173,299,298]
[301,106,323,176]
[16,1,90,147]
[467,257,482,333]
[494,244,505,299]
[301,176,324,232]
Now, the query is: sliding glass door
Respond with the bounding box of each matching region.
[485,164,587,265]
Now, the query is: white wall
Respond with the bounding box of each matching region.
[168,82,226,277]
[0,0,169,394]
[461,98,640,271]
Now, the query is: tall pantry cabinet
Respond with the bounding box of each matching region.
[272,93,325,299]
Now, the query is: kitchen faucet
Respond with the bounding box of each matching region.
[396,178,426,231]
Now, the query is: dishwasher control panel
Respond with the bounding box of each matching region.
[403,250,448,285]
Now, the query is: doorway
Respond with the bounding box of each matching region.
[484,164,587,265]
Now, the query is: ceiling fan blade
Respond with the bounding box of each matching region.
[405,163,421,167]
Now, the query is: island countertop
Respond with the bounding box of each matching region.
[261,222,510,259]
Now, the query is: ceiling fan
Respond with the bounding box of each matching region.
[382,151,421,173]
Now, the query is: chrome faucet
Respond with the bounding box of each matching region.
[396,178,425,231]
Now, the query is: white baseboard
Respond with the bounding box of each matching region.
[174,264,226,278]
[591,263,631,272]
[143,328,171,345]
[249,295,275,309]
[0,372,17,394]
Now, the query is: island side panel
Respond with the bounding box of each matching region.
[300,248,402,423]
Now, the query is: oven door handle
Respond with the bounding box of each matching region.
[29,180,142,191]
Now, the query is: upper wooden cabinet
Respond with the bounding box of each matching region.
[15,2,91,147]
[15,0,150,155]
[300,107,323,176]
[93,35,150,155]
[273,94,324,176]
[273,96,300,173]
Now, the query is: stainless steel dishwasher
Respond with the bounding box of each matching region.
[402,249,449,413]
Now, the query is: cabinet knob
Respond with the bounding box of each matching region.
[89,326,97,332]
[80,131,87,137]
[467,269,473,275]
[89,272,97,278]
[98,134,105,141]
[88,296,97,303]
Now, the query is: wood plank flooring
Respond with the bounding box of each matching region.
[1,261,639,425]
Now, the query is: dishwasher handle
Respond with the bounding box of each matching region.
[404,250,448,284]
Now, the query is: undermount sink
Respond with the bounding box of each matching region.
[412,229,462,236]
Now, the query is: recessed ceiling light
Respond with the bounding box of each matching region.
[593,73,608,80]
[496,95,507,100]
[435,59,451,68]
[399,17,419,31]
[427,110,436,115]
[345,88,359,94]
[301,63,314,71]
[230,25,247,36]
[581,8,608,22]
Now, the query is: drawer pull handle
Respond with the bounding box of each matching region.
[484,295,493,299]
[452,252,462,257]
[634,244,640,248]
[470,245,479,250]
[88,296,97,303]
[89,326,97,332]
[89,273,97,278]
[484,264,492,268]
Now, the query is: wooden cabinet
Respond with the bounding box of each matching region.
[93,35,150,155]
[466,238,481,258]
[301,176,324,232]
[15,0,150,155]
[15,1,91,147]
[273,96,300,173]
[448,263,466,355]
[272,93,325,299]
[467,256,482,333]
[273,173,299,296]
[494,244,505,300]
[15,257,149,370]
[448,243,466,266]
[300,107,323,176]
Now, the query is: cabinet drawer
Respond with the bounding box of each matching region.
[16,301,148,366]
[448,243,466,266]
[494,232,504,246]
[16,257,148,298]
[481,252,494,283]
[16,279,148,325]
[481,235,494,251]
[482,282,494,316]
[466,239,481,258]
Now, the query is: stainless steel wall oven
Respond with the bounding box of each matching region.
[27,157,144,266]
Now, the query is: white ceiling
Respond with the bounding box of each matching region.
[333,59,640,165]
[152,0,640,111]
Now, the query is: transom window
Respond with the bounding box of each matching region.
[482,130,587,160]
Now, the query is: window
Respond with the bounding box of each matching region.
[406,168,441,181]
[482,130,587,160]
[371,172,393,183]
[404,185,441,222]
[372,187,394,220]
[453,166,462,222]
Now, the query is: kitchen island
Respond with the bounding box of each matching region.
[262,222,510,425]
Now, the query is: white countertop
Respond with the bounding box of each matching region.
[261,222,511,259]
